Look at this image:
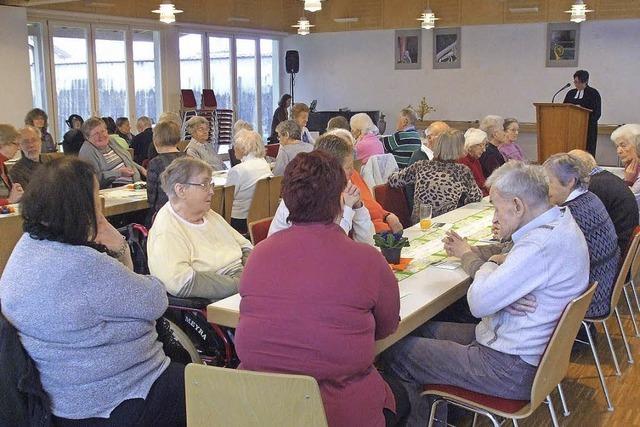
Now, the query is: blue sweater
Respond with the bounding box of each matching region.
[469,207,589,366]
[0,235,170,419]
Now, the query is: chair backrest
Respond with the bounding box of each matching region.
[185,364,328,427]
[223,185,235,223]
[373,183,412,228]
[210,185,224,216]
[268,175,283,216]
[0,214,23,275]
[628,226,640,284]
[39,152,63,164]
[177,139,189,152]
[201,89,217,110]
[530,282,597,408]
[610,230,640,312]
[181,89,197,110]
[265,143,280,158]
[249,217,273,245]
[247,177,271,225]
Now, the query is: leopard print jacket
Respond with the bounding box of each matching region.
[388,159,483,223]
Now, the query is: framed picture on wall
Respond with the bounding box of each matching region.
[395,29,422,70]
[546,23,580,67]
[433,27,461,69]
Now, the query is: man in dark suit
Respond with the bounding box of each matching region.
[563,70,601,157]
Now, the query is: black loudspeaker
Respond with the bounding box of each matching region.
[285,50,299,74]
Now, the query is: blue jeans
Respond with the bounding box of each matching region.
[382,322,536,426]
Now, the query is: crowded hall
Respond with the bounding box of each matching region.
[2,1,640,426]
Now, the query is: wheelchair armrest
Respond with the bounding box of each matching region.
[167,294,211,310]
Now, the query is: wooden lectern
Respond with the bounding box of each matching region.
[534,103,591,162]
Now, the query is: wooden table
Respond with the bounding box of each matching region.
[0,188,152,275]
[207,199,494,355]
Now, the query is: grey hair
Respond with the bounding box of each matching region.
[400,108,418,126]
[160,156,213,199]
[21,125,42,140]
[611,124,640,156]
[137,116,152,129]
[479,115,504,139]
[543,153,590,190]
[276,120,302,140]
[432,129,464,161]
[326,128,356,147]
[186,116,209,135]
[233,120,253,135]
[233,130,265,158]
[350,113,379,135]
[158,112,182,127]
[486,161,549,207]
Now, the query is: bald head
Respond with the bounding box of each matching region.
[426,121,450,148]
[568,149,597,172]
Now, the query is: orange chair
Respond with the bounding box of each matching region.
[249,217,273,245]
[423,282,597,427]
[373,184,412,228]
[265,143,280,158]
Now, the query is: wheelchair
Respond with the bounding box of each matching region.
[163,295,239,367]
[117,222,238,367]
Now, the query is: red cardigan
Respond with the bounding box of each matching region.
[235,223,400,426]
[459,154,489,196]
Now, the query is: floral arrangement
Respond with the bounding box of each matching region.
[408,97,436,121]
[373,231,410,249]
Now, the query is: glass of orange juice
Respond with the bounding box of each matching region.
[420,203,432,231]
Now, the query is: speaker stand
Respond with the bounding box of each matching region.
[289,72,296,106]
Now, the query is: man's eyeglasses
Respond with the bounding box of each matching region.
[183,182,214,192]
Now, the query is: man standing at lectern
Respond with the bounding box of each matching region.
[563,70,601,157]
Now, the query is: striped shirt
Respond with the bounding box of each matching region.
[381,127,422,168]
[101,147,131,185]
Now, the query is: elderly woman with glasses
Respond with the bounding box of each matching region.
[147,156,252,301]
[611,123,640,211]
[0,124,23,206]
[460,128,489,196]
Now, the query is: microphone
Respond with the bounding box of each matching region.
[552,83,572,103]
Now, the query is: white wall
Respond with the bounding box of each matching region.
[282,19,640,125]
[0,6,32,127]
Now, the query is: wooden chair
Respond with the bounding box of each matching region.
[185,364,328,427]
[0,214,23,275]
[222,185,235,223]
[210,185,224,216]
[579,230,640,410]
[622,226,640,337]
[268,175,283,217]
[246,178,271,225]
[177,139,189,152]
[249,217,273,245]
[423,282,597,427]
[39,152,63,163]
[373,183,412,228]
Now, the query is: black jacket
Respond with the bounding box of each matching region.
[0,310,52,427]
[131,127,154,165]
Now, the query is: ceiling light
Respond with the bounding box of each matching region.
[152,2,183,24]
[565,0,593,23]
[417,9,439,30]
[304,0,322,12]
[292,17,314,35]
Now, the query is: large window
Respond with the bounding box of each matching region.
[209,36,232,109]
[260,39,279,138]
[28,23,47,111]
[133,29,161,120]
[52,25,92,139]
[95,29,128,119]
[179,33,204,104]
[179,33,281,137]
[28,21,162,141]
[235,39,257,128]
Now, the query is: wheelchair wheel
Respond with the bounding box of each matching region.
[165,318,203,364]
